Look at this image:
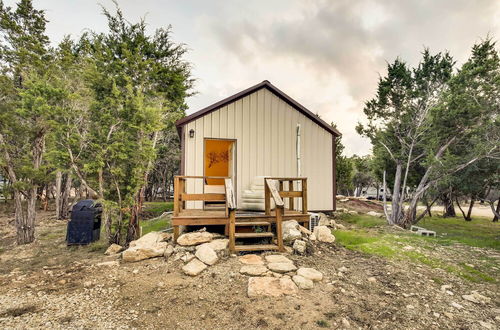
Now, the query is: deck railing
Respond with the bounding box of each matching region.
[264,178,285,252]
[264,177,308,215]
[173,175,232,216]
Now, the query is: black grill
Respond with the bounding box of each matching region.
[66,200,103,245]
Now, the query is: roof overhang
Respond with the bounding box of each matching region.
[176,80,341,137]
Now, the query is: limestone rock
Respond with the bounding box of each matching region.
[462,291,491,304]
[96,260,119,267]
[104,244,123,255]
[129,231,170,248]
[196,239,229,251]
[182,258,207,276]
[309,233,317,241]
[292,275,313,289]
[267,262,297,273]
[239,254,264,265]
[177,231,213,246]
[297,267,323,282]
[293,240,307,254]
[318,213,331,227]
[181,252,195,263]
[195,245,219,265]
[264,255,293,264]
[240,265,268,276]
[367,211,383,217]
[313,226,335,243]
[123,232,169,262]
[247,276,299,297]
[335,223,346,230]
[298,225,312,236]
[163,245,174,258]
[348,210,358,215]
[282,220,302,241]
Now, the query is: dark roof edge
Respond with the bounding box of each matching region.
[176,80,341,136]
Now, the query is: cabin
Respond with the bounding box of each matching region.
[173,80,341,252]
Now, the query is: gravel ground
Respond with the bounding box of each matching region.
[0,211,499,329]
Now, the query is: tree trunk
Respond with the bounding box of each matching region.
[465,197,474,221]
[55,171,62,218]
[59,172,72,219]
[423,195,432,217]
[456,196,467,220]
[127,190,143,243]
[442,193,456,218]
[492,198,499,222]
[390,162,403,225]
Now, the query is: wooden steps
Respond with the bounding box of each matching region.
[235,232,274,238]
[235,221,271,227]
[233,219,276,251]
[234,244,279,252]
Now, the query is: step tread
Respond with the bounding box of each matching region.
[235,221,271,226]
[234,244,279,252]
[235,232,274,238]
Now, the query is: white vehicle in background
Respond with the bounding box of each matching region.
[357,186,392,201]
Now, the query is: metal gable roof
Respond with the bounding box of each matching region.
[175,80,341,136]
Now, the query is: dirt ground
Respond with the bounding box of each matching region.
[0,209,499,329]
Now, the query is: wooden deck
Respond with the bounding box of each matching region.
[172,209,310,226]
[172,176,310,252]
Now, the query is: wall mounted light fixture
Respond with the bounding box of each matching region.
[189,129,195,138]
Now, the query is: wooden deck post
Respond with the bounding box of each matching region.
[173,176,180,216]
[288,180,294,211]
[229,209,236,252]
[173,176,180,242]
[301,178,308,214]
[276,207,284,252]
[264,179,271,215]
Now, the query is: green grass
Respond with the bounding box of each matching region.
[334,213,499,283]
[141,216,170,236]
[417,216,499,250]
[316,320,330,328]
[340,213,386,228]
[142,201,173,218]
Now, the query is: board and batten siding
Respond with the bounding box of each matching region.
[183,88,333,210]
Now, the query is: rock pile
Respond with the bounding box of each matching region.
[239,254,324,297]
[281,215,338,255]
[175,231,228,276]
[122,232,171,262]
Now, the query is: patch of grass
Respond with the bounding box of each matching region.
[316,320,330,328]
[87,240,108,253]
[141,216,170,236]
[142,202,173,218]
[339,213,386,228]
[334,227,496,283]
[418,216,499,250]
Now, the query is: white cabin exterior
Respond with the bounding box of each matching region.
[176,81,340,211]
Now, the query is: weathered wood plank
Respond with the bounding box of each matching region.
[229,209,236,252]
[234,244,278,252]
[265,179,284,208]
[173,176,180,216]
[264,180,271,215]
[275,207,284,252]
[181,193,226,201]
[172,218,229,226]
[302,178,308,214]
[279,191,303,198]
[225,178,236,210]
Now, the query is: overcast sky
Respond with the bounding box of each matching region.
[5,0,500,155]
